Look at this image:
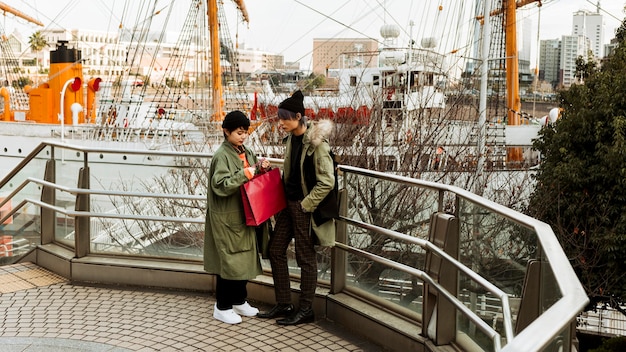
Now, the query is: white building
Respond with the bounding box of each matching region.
[39,29,127,77]
[235,46,285,73]
[38,29,205,86]
[4,28,287,88]
[560,35,590,87]
[572,9,604,58]
[518,17,532,72]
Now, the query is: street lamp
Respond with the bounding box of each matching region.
[58,77,82,144]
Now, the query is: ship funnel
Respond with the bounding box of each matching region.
[27,40,85,124]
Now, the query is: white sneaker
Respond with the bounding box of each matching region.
[233,301,259,317]
[213,304,242,324]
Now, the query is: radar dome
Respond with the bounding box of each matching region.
[548,107,560,123]
[380,24,400,39]
[421,37,437,49]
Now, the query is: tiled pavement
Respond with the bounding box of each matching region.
[0,263,384,351]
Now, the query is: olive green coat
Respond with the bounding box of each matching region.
[283,120,336,246]
[203,141,262,280]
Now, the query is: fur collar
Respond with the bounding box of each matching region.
[306,119,334,146]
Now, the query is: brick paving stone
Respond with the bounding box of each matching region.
[0,263,384,351]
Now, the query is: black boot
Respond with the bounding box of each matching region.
[257,303,294,319]
[276,307,314,325]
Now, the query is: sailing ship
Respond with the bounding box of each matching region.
[0,0,558,203]
[0,0,251,177]
[247,0,551,200]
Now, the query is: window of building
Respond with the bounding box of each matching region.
[378,155,397,171]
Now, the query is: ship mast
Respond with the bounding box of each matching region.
[0,2,44,26]
[504,0,541,125]
[495,0,542,162]
[208,0,249,121]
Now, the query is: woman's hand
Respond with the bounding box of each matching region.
[260,158,270,170]
[244,167,256,179]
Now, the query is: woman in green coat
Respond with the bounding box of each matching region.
[204,110,270,324]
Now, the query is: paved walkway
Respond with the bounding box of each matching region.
[0,262,383,351]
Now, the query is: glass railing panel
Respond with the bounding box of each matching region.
[46,146,83,246]
[343,171,439,240]
[81,149,211,260]
[0,202,41,265]
[456,196,565,346]
[339,171,441,314]
[90,215,205,259]
[1,146,52,200]
[538,246,562,315]
[0,147,51,263]
[344,248,424,315]
[456,311,497,351]
[0,145,52,181]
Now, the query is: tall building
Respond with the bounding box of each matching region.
[517,17,534,91]
[604,36,619,58]
[539,39,561,88]
[518,17,532,72]
[560,34,590,87]
[312,38,378,75]
[235,46,285,73]
[572,9,604,58]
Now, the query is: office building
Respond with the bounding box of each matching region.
[572,9,604,58]
[560,34,590,87]
[312,38,378,75]
[539,39,561,88]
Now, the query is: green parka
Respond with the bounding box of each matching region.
[203,141,262,280]
[283,120,336,246]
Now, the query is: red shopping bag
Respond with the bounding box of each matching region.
[241,167,286,226]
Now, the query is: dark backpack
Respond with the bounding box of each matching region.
[304,149,339,225]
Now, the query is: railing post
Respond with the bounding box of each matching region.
[75,166,90,257]
[40,159,56,245]
[422,212,459,346]
[330,176,348,294]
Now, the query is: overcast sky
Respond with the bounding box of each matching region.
[2,0,624,70]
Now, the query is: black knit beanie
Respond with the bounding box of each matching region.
[222,110,250,130]
[278,90,305,115]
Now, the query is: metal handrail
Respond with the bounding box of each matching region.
[339,216,515,343]
[0,176,206,225]
[0,141,589,351]
[1,197,204,226]
[337,164,589,351]
[335,242,503,350]
[31,178,207,201]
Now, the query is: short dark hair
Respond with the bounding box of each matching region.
[277,108,307,126]
[222,110,250,132]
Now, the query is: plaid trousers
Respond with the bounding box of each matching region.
[268,199,317,309]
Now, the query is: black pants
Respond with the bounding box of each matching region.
[269,199,317,310]
[215,275,247,310]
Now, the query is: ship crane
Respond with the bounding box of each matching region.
[0,2,44,26]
